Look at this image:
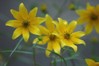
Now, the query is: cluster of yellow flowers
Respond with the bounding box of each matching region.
[5,3,99,66]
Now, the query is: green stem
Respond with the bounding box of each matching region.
[4,38,23,66]
[52,56,57,66]
[35,45,67,66]
[0,50,32,55]
[32,44,37,66]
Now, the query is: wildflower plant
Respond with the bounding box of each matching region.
[0,1,99,66]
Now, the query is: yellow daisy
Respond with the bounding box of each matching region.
[55,18,85,52]
[76,3,99,34]
[33,14,61,57]
[5,3,45,42]
[85,58,99,66]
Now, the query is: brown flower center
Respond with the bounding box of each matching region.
[49,34,57,41]
[64,33,70,40]
[90,14,98,20]
[23,21,29,28]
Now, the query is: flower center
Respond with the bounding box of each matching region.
[23,21,29,28]
[64,33,70,40]
[90,14,98,20]
[49,34,57,41]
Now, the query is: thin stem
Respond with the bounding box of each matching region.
[9,38,23,57]
[67,50,76,66]
[3,38,23,66]
[0,50,32,55]
[35,45,67,66]
[52,56,57,66]
[32,44,37,66]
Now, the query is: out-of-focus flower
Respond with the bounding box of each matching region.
[33,14,61,57]
[55,18,85,52]
[76,3,99,34]
[91,37,98,43]
[6,3,45,42]
[40,4,47,14]
[68,3,76,10]
[85,58,99,66]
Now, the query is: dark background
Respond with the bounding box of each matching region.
[0,0,99,66]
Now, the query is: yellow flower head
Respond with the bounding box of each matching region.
[33,14,61,57]
[76,3,99,34]
[85,58,99,66]
[55,18,85,52]
[5,3,45,42]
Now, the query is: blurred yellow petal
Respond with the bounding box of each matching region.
[71,37,85,45]
[33,38,38,44]
[85,59,96,66]
[29,26,40,35]
[12,28,22,39]
[46,42,52,57]
[67,20,77,33]
[22,29,29,42]
[96,62,99,66]
[85,23,93,34]
[76,10,87,16]
[87,3,95,11]
[94,23,99,33]
[71,31,85,38]
[96,5,99,12]
[19,3,28,20]
[29,7,38,17]
[45,14,55,31]
[39,25,49,35]
[10,9,22,20]
[77,17,89,24]
[6,20,22,28]
[52,41,60,54]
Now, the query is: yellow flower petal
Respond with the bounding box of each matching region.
[6,20,22,28]
[46,42,52,57]
[29,26,40,35]
[19,3,28,20]
[57,18,67,33]
[22,28,29,42]
[39,25,49,35]
[33,36,49,45]
[12,28,22,39]
[36,17,45,24]
[41,36,49,44]
[52,41,60,54]
[96,62,99,66]
[94,23,99,33]
[61,39,77,52]
[10,9,22,20]
[71,31,85,38]
[85,59,96,66]
[96,5,99,12]
[67,20,77,33]
[71,37,85,45]
[66,42,77,52]
[85,23,93,34]
[45,14,55,32]
[87,3,95,11]
[77,17,89,24]
[76,10,87,16]
[29,7,38,17]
